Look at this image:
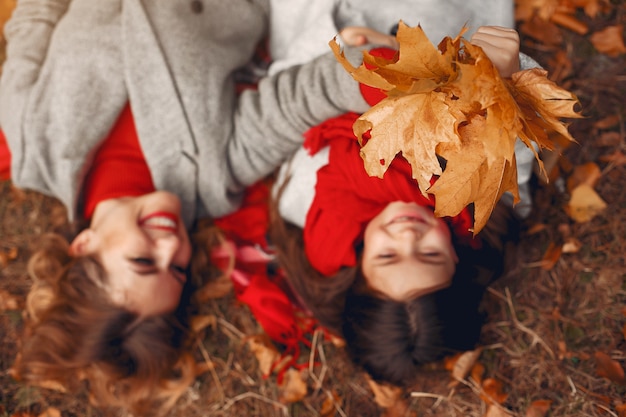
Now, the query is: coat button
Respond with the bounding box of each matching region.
[191,0,203,13]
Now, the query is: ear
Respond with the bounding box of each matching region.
[69,229,98,257]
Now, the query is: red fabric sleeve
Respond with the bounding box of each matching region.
[0,130,11,181]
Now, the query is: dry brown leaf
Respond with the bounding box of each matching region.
[190,314,217,333]
[566,162,601,192]
[525,399,552,417]
[246,333,281,376]
[319,390,342,417]
[382,400,416,417]
[515,0,560,21]
[332,22,580,233]
[37,408,61,417]
[0,289,20,311]
[550,11,588,34]
[480,378,508,405]
[194,360,214,377]
[595,131,621,147]
[566,184,607,223]
[562,237,582,253]
[484,405,513,417]
[590,25,626,57]
[366,375,403,409]
[540,242,562,270]
[595,351,626,384]
[594,114,621,130]
[278,368,308,404]
[616,403,626,417]
[599,150,626,166]
[0,246,18,268]
[445,348,483,384]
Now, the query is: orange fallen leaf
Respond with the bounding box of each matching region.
[594,351,626,384]
[525,399,552,417]
[278,368,308,404]
[550,11,588,34]
[540,242,562,270]
[320,390,342,417]
[616,403,626,417]
[194,360,215,377]
[332,22,580,233]
[565,184,607,223]
[0,246,18,268]
[480,378,508,405]
[590,25,626,57]
[0,289,20,311]
[445,348,483,384]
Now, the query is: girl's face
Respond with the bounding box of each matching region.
[70,191,191,317]
[362,202,458,301]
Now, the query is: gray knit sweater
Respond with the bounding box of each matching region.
[0,0,369,227]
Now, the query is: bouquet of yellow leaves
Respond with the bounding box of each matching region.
[331,22,582,233]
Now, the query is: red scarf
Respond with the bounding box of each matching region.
[303,113,478,276]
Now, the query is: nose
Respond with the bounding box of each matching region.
[144,229,187,268]
[386,225,425,256]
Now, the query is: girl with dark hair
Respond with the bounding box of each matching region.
[270,26,536,387]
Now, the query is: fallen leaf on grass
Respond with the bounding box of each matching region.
[590,25,626,57]
[593,114,621,130]
[319,390,342,417]
[595,351,626,384]
[599,150,626,166]
[566,162,601,192]
[0,246,18,268]
[190,314,217,333]
[444,348,483,385]
[332,22,580,233]
[540,242,562,270]
[525,399,552,417]
[278,368,307,403]
[480,378,508,405]
[246,333,281,377]
[37,408,61,417]
[484,404,513,417]
[565,184,607,223]
[616,403,626,417]
[562,237,582,253]
[366,375,403,409]
[0,289,20,311]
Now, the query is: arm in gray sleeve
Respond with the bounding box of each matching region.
[0,0,70,153]
[229,47,368,186]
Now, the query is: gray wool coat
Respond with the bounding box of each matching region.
[0,0,369,227]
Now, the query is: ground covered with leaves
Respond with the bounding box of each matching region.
[1,1,626,416]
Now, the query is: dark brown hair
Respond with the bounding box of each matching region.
[15,234,196,415]
[270,197,518,387]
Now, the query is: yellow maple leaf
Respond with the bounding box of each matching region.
[331,21,581,233]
